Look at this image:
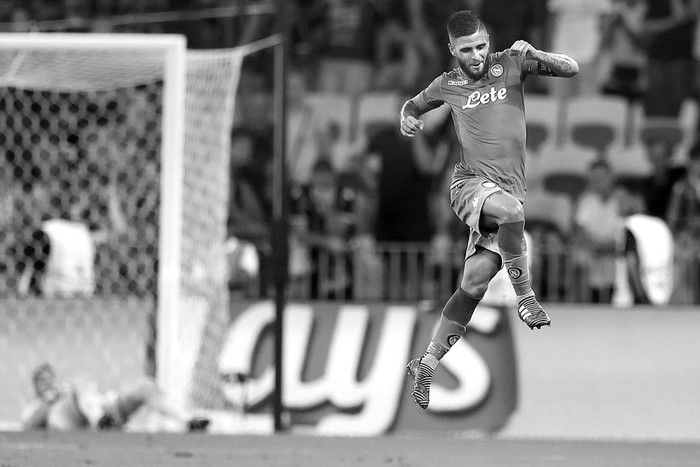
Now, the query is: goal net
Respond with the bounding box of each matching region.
[0,33,246,428]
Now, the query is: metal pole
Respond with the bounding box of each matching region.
[272,0,288,433]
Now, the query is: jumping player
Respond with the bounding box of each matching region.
[21,363,210,432]
[402,10,579,409]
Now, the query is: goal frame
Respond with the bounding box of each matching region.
[0,33,187,395]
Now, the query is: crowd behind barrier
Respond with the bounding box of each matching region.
[2,1,700,304]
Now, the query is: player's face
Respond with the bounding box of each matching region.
[589,165,613,194]
[449,29,490,81]
[34,368,59,402]
[310,170,336,211]
[689,157,700,179]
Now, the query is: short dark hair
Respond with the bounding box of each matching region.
[312,158,334,175]
[32,363,54,388]
[447,10,486,39]
[689,140,700,160]
[589,159,611,172]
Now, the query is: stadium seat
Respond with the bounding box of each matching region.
[639,116,684,146]
[564,94,630,156]
[525,94,562,152]
[607,141,652,173]
[524,188,574,237]
[606,142,652,192]
[628,104,691,167]
[537,143,599,199]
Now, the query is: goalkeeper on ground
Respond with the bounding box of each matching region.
[21,363,210,433]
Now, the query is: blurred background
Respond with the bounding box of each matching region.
[1,0,700,442]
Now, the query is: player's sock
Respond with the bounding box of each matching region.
[498,220,533,297]
[427,288,480,359]
[407,288,480,409]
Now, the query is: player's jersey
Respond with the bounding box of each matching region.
[405,52,539,201]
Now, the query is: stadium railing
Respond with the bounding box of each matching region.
[232,239,700,305]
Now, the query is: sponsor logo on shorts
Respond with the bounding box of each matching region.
[490,64,504,77]
[482,181,497,188]
[507,267,522,279]
[448,79,469,86]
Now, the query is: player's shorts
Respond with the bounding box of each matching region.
[450,174,513,260]
[46,391,90,431]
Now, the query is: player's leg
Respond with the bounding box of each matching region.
[46,392,93,431]
[481,192,550,329]
[69,377,112,428]
[407,247,500,409]
[116,377,209,432]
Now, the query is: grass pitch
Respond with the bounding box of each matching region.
[2,431,700,467]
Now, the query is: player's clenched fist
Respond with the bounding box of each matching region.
[400,115,424,137]
[506,40,539,60]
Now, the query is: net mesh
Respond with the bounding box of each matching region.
[0,39,243,426]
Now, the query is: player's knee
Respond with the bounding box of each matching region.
[461,249,501,296]
[460,272,492,297]
[495,200,524,225]
[462,281,489,298]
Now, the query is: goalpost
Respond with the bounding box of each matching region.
[0,32,263,423]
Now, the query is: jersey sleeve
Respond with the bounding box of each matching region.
[401,76,445,120]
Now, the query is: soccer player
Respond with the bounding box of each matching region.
[402,10,579,409]
[21,363,210,432]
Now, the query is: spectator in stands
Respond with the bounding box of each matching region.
[362,122,446,299]
[286,68,331,187]
[666,141,700,302]
[0,168,18,296]
[666,141,700,240]
[641,0,698,118]
[36,194,96,298]
[227,127,272,294]
[11,180,49,297]
[480,0,547,59]
[21,363,209,432]
[373,0,441,94]
[17,180,97,299]
[0,0,30,32]
[548,0,610,97]
[639,131,686,218]
[26,0,64,21]
[365,122,441,244]
[290,158,375,299]
[308,0,378,95]
[63,0,91,22]
[598,0,648,101]
[573,159,629,303]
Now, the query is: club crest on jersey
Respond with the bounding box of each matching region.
[490,64,504,77]
[448,79,469,86]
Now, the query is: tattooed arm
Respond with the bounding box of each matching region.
[507,40,579,78]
